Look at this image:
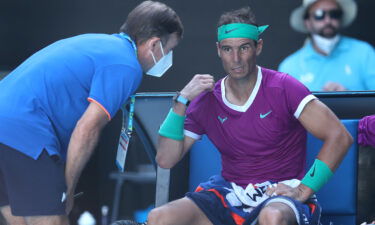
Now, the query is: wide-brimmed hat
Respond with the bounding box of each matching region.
[290,0,357,33]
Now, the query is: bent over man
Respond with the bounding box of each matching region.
[0,1,183,225]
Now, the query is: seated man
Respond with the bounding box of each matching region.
[116,5,353,225]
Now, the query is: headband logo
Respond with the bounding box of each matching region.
[218,23,269,42]
[224,28,239,34]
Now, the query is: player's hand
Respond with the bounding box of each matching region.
[265,183,313,202]
[180,74,215,101]
[323,82,346,91]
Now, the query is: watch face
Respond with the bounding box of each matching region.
[177,95,188,105]
[174,93,189,106]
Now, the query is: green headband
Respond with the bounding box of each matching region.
[217,23,269,42]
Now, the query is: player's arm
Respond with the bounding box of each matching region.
[267,99,353,201]
[296,99,353,201]
[157,123,196,169]
[156,74,214,169]
[65,102,109,213]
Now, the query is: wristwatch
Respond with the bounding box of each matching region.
[173,92,190,106]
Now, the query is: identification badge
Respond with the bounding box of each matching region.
[116,129,130,172]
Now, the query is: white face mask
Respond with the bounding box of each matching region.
[146,42,173,77]
[312,34,340,55]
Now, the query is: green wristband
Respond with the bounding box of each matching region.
[301,159,333,192]
[158,108,185,141]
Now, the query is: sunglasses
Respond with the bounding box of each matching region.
[311,9,343,21]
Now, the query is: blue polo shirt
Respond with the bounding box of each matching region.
[279,36,375,91]
[0,33,142,160]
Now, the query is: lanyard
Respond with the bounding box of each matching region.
[126,95,135,136]
[116,33,138,172]
[118,32,137,135]
[117,95,135,172]
[122,95,135,136]
[119,32,137,56]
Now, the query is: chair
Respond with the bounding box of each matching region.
[110,93,189,222]
[306,120,358,224]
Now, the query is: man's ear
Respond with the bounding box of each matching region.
[256,39,263,56]
[146,37,161,52]
[216,42,221,57]
[304,19,312,32]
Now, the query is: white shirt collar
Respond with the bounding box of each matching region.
[221,66,262,112]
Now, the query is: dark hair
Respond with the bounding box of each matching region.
[217,6,258,44]
[120,1,184,45]
[217,6,257,28]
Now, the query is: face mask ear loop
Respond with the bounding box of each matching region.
[150,51,157,64]
[159,41,165,56]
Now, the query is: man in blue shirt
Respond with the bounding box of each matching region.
[279,0,375,91]
[0,1,183,225]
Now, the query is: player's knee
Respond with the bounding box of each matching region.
[258,204,292,225]
[147,207,169,225]
[259,206,283,225]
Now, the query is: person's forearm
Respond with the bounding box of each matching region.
[65,120,102,195]
[316,128,353,171]
[156,136,185,168]
[172,99,188,116]
[298,128,353,202]
[156,101,187,168]
[156,75,215,168]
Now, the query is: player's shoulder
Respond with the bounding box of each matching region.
[261,67,290,84]
[261,67,305,92]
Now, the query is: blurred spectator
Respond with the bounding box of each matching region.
[279,0,375,91]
